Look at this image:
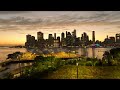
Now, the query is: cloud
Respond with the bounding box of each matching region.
[0,11,120,33]
[0,11,29,14]
[0,11,120,26]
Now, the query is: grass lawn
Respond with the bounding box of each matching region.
[42,65,120,79]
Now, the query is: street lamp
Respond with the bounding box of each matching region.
[76,62,78,79]
[17,55,21,76]
[75,49,79,79]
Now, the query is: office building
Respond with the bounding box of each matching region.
[37,31,43,41]
[92,31,95,43]
[116,34,120,43]
[54,33,56,39]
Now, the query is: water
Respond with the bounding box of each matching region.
[77,48,112,59]
[0,47,112,62]
[0,47,26,63]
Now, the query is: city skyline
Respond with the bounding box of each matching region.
[1,11,120,46]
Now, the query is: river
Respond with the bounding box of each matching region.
[78,47,112,59]
[0,47,112,62]
[0,47,26,63]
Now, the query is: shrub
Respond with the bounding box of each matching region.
[85,61,93,66]
[72,60,76,65]
[60,61,66,66]
[78,62,86,66]
[4,72,14,79]
[109,60,117,66]
[101,59,108,66]
[94,61,100,66]
[86,58,92,61]
[94,60,102,66]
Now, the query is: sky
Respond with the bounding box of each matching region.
[0,11,120,46]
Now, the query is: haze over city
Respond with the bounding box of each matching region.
[1,11,120,46]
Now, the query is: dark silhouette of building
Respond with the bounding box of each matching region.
[48,34,54,47]
[72,29,76,38]
[66,32,74,46]
[37,31,45,48]
[25,34,35,48]
[57,36,60,42]
[95,40,102,45]
[116,34,120,43]
[54,33,56,39]
[92,31,95,44]
[26,34,31,43]
[66,31,68,38]
[104,35,115,47]
[26,29,117,49]
[54,39,60,47]
[37,31,43,41]
[72,29,77,46]
[81,32,89,46]
[75,37,80,46]
[31,36,35,44]
[61,32,65,39]
[61,32,66,46]
[109,37,115,43]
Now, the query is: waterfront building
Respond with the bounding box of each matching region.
[66,32,74,46]
[81,32,89,46]
[54,39,60,47]
[103,35,116,47]
[72,29,76,38]
[48,34,54,47]
[92,31,95,44]
[61,32,65,40]
[54,33,56,39]
[61,32,66,46]
[116,34,120,43]
[25,34,35,48]
[37,31,44,41]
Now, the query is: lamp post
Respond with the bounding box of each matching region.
[17,55,21,76]
[75,50,79,79]
[76,62,78,79]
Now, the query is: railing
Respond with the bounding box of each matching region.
[9,64,33,79]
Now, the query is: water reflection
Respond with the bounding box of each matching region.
[78,47,112,59]
[92,48,95,58]
[0,47,26,62]
[81,47,88,57]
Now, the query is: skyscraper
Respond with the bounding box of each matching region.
[116,34,120,43]
[72,29,77,46]
[61,32,64,39]
[37,31,43,41]
[31,36,35,43]
[81,32,89,46]
[72,29,76,38]
[92,31,95,43]
[48,34,53,39]
[54,33,56,39]
[61,32,66,46]
[66,31,68,38]
[57,36,60,42]
[25,34,35,48]
[66,32,74,46]
[26,34,31,43]
[48,34,54,46]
